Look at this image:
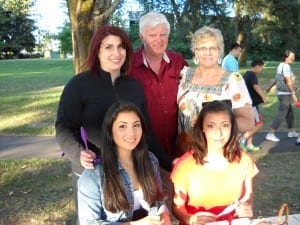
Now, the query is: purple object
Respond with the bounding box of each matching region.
[80,126,88,150]
[80,126,100,164]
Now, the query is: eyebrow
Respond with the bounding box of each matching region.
[118,120,140,124]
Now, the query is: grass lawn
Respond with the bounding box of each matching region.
[0,59,300,224]
[0,59,73,135]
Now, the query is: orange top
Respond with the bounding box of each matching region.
[171,150,258,221]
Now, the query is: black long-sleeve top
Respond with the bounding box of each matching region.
[55,69,172,174]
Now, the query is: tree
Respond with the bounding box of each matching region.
[57,21,73,57]
[252,0,300,59]
[136,0,233,58]
[232,0,267,66]
[67,0,121,73]
[0,0,36,58]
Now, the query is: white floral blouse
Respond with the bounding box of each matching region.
[177,66,252,133]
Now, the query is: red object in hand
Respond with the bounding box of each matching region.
[294,101,300,108]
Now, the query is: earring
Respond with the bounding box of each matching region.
[193,57,199,65]
[218,58,222,65]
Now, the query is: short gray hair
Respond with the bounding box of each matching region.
[191,26,224,58]
[139,12,170,35]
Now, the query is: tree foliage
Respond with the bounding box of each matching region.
[0,0,36,59]
[137,0,300,61]
[63,0,299,70]
[57,21,73,57]
[251,0,300,59]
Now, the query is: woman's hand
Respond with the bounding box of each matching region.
[189,212,216,225]
[291,94,298,104]
[235,202,253,218]
[159,211,172,225]
[80,150,96,169]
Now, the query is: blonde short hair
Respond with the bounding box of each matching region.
[191,26,224,58]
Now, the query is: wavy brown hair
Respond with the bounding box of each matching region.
[191,100,241,165]
[100,101,163,212]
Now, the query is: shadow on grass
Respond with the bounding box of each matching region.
[0,159,76,225]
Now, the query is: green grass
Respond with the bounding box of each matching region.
[0,59,299,136]
[0,59,300,224]
[0,159,75,225]
[0,59,73,135]
[252,152,300,217]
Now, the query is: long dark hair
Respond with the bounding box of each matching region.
[86,25,133,75]
[191,100,241,164]
[100,101,163,212]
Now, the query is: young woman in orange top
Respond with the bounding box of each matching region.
[171,100,259,225]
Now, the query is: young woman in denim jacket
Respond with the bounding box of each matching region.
[78,101,171,225]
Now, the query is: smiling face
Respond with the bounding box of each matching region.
[112,111,142,153]
[139,23,169,56]
[194,38,220,67]
[98,35,126,75]
[202,111,232,150]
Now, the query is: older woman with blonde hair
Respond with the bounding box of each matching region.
[177,26,253,154]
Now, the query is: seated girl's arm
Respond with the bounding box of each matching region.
[236,155,259,219]
[149,153,171,220]
[172,186,216,225]
[78,168,108,225]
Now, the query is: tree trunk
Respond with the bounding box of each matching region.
[234,1,249,68]
[67,0,120,74]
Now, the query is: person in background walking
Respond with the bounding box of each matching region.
[241,59,266,151]
[265,49,298,142]
[221,42,243,72]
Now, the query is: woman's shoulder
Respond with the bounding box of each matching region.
[118,75,145,94]
[240,151,255,164]
[118,74,142,85]
[148,151,159,165]
[226,71,244,83]
[179,66,195,82]
[78,164,104,194]
[174,151,194,167]
[80,163,103,181]
[171,151,195,178]
[67,70,94,84]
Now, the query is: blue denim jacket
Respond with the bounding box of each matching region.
[78,152,164,225]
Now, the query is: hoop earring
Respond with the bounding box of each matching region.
[218,58,222,65]
[193,57,199,65]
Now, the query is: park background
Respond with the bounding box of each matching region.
[1,0,300,224]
